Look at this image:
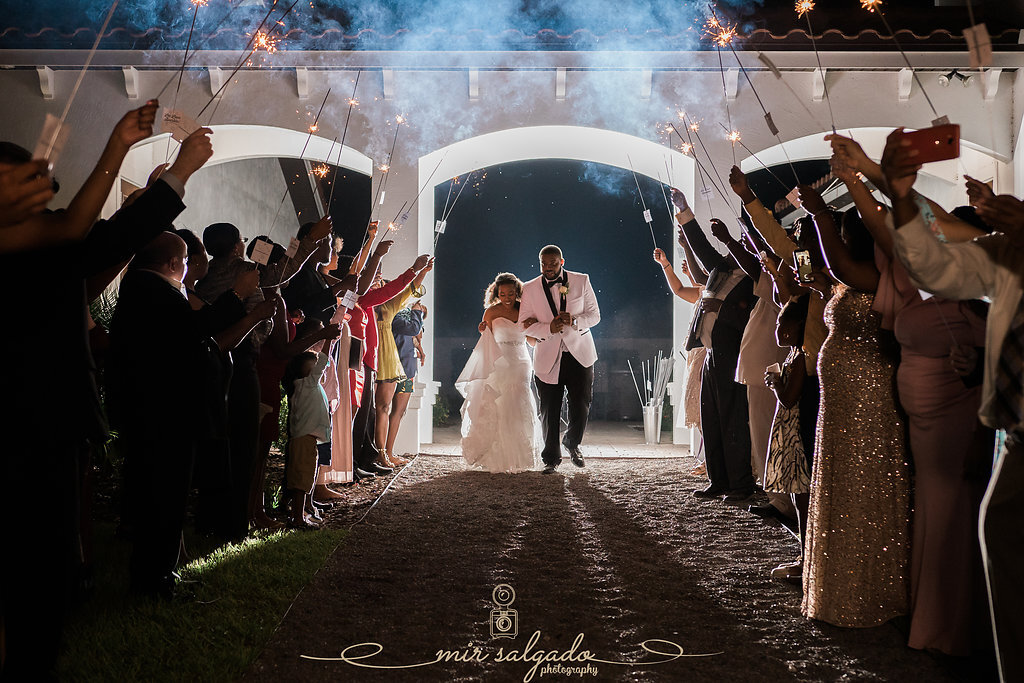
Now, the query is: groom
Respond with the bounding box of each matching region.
[519,245,601,474]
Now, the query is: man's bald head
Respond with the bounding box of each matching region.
[134,231,188,280]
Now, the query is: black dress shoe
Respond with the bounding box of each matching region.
[366,462,393,475]
[353,467,377,481]
[566,445,585,467]
[693,485,726,499]
[722,489,755,505]
[748,504,799,534]
[542,464,557,474]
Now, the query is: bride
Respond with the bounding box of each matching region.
[456,272,542,473]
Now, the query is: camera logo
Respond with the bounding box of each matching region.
[489,584,518,639]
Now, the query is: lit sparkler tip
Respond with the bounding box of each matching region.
[308,124,318,133]
[689,121,700,132]
[252,29,279,53]
[681,142,693,155]
[347,98,359,107]
[727,130,741,143]
[378,164,390,173]
[676,110,686,121]
[311,163,329,178]
[703,15,737,47]
[795,0,814,17]
[859,0,882,12]
[395,114,406,124]
[190,0,209,6]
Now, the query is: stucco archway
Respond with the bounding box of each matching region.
[395,126,698,452]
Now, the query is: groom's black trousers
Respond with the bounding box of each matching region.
[536,352,594,466]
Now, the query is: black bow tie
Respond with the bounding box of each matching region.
[544,274,566,288]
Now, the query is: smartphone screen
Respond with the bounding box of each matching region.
[794,250,813,282]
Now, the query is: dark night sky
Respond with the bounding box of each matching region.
[432,159,679,420]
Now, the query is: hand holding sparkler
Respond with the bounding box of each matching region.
[412,254,431,271]
[653,248,670,268]
[975,195,1024,234]
[796,184,828,215]
[373,239,393,258]
[709,218,733,245]
[0,161,54,227]
[830,155,860,186]
[728,166,756,204]
[825,133,871,173]
[964,175,994,207]
[112,100,160,151]
[308,215,333,242]
[167,127,214,183]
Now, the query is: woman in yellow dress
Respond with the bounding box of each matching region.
[374,258,432,467]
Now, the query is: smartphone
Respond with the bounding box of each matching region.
[903,124,961,164]
[794,250,813,283]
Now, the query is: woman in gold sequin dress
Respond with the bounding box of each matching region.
[799,189,911,628]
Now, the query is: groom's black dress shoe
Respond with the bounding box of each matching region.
[567,447,585,468]
[693,486,726,499]
[542,464,557,474]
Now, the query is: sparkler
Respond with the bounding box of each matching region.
[860,0,940,120]
[626,154,659,250]
[267,87,333,236]
[326,71,363,211]
[154,0,247,101]
[365,115,405,247]
[196,0,302,122]
[717,122,791,193]
[707,3,802,181]
[311,163,329,178]
[726,130,741,144]
[797,0,837,133]
[44,0,120,160]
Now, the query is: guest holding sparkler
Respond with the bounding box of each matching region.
[709,218,795,527]
[0,102,210,679]
[884,128,1024,681]
[796,183,910,629]
[375,259,432,466]
[830,135,993,657]
[671,188,756,502]
[389,301,428,458]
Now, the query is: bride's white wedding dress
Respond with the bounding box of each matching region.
[456,317,541,473]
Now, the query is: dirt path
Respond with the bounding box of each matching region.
[247,455,966,682]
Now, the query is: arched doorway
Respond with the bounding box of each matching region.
[107,124,374,221]
[401,126,697,451]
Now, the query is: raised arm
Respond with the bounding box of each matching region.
[799,184,879,292]
[729,165,796,261]
[653,248,701,303]
[882,128,995,300]
[832,159,893,258]
[710,218,762,282]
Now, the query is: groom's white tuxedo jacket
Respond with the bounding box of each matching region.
[519,269,600,384]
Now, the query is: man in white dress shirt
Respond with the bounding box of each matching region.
[519,245,601,473]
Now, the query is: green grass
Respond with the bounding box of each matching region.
[59,524,346,682]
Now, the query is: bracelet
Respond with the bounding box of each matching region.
[662,263,671,270]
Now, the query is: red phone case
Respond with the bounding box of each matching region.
[904,124,961,164]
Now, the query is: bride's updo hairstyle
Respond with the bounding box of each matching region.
[484,272,523,307]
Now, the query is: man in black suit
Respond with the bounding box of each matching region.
[107,232,276,597]
[673,190,757,502]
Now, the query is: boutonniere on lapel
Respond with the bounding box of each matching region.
[559,284,569,296]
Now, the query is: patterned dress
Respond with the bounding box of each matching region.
[802,285,911,627]
[764,347,811,494]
